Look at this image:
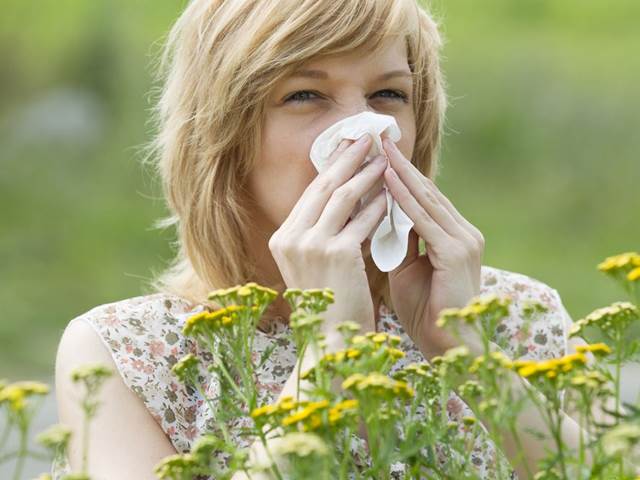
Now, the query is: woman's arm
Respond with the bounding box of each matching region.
[55,319,178,479]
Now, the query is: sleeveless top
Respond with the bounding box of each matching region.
[52,265,573,479]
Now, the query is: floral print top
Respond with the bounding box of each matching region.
[52,264,574,479]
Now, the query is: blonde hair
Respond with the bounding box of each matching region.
[140,0,448,318]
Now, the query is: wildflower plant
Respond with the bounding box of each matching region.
[0,363,115,480]
[3,250,640,479]
[156,251,640,479]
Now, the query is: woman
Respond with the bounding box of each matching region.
[54,0,591,478]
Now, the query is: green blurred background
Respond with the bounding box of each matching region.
[1,0,638,380]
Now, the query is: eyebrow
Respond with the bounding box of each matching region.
[289,68,413,81]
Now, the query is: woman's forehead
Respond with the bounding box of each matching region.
[289,39,410,79]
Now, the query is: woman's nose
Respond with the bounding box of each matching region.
[339,104,376,121]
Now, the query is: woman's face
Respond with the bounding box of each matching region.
[249,37,416,236]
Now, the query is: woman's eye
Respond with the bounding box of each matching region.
[285,90,319,103]
[284,89,408,104]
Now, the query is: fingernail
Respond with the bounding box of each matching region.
[373,154,386,164]
[383,138,395,150]
[337,139,351,151]
[356,133,370,145]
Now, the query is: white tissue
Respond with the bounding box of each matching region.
[309,111,414,272]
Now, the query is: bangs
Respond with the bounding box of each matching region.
[291,0,416,56]
[242,0,422,77]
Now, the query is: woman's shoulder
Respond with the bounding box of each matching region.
[61,292,209,453]
[66,292,203,333]
[480,264,561,304]
[380,264,573,362]
[479,264,573,360]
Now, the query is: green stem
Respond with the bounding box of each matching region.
[256,427,284,480]
[205,332,249,407]
[0,417,12,454]
[339,427,353,480]
[12,423,27,480]
[549,405,568,480]
[82,399,90,474]
[296,341,309,403]
[507,422,533,480]
[615,335,623,479]
[193,376,232,446]
[578,407,585,479]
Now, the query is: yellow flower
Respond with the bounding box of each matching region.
[334,351,347,362]
[342,372,414,399]
[327,399,359,425]
[570,371,608,390]
[517,364,540,378]
[601,422,640,457]
[0,381,50,413]
[154,453,199,479]
[512,359,535,368]
[403,362,430,377]
[371,332,388,344]
[490,351,514,369]
[250,404,279,419]
[36,424,72,452]
[171,353,200,383]
[462,416,477,426]
[342,373,365,390]
[569,302,638,338]
[346,348,361,359]
[386,348,405,360]
[469,351,513,373]
[478,398,498,414]
[575,342,611,357]
[278,398,297,412]
[281,400,329,427]
[334,398,359,410]
[209,282,279,307]
[597,252,640,273]
[271,431,329,457]
[70,363,113,383]
[628,267,640,282]
[558,352,587,370]
[459,380,484,398]
[517,352,588,380]
[336,321,361,334]
[183,304,249,336]
[435,294,511,327]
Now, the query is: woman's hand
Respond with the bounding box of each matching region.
[269,133,388,340]
[381,137,485,359]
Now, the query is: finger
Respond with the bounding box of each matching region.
[383,139,470,240]
[315,155,387,236]
[337,188,387,245]
[425,183,484,244]
[282,137,355,229]
[383,166,451,246]
[383,138,483,243]
[288,134,373,231]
